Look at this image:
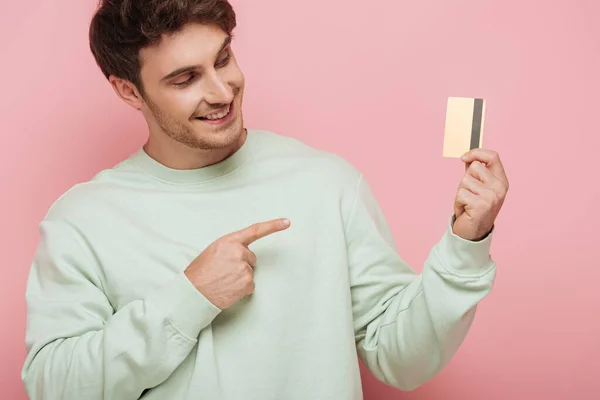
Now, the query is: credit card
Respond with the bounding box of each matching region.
[443,97,486,158]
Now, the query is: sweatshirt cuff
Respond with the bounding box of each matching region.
[149,272,222,339]
[435,215,495,276]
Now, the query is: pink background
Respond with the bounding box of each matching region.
[2,0,599,398]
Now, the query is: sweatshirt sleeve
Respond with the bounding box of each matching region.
[345,173,496,391]
[21,219,222,400]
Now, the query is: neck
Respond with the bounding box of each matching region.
[143,129,247,171]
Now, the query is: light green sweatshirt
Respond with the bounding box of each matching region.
[22,129,496,400]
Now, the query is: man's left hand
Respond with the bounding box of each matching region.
[452,149,509,241]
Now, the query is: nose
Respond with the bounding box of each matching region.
[203,69,234,105]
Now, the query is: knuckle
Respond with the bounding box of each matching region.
[495,182,507,196]
[243,270,254,285]
[494,190,504,203]
[209,243,223,258]
[248,252,257,265]
[239,261,250,272]
[214,238,228,251]
[249,224,260,237]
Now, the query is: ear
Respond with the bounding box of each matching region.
[108,75,145,111]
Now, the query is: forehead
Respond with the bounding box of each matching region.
[139,23,228,80]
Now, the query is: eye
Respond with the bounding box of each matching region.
[173,74,195,87]
[216,50,232,67]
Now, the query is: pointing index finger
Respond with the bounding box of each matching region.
[228,218,291,246]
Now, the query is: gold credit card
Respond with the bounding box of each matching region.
[443,97,486,158]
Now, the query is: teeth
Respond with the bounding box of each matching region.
[204,105,230,120]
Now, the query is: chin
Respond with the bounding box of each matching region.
[192,116,244,150]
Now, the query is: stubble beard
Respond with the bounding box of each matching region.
[145,95,244,151]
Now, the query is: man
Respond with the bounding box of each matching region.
[21,0,509,399]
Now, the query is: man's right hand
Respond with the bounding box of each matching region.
[184,218,291,310]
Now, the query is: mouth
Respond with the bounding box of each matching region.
[195,102,234,125]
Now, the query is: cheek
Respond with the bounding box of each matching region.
[170,91,203,117]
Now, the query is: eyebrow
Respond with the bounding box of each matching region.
[160,35,232,82]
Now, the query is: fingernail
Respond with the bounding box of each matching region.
[281,219,290,227]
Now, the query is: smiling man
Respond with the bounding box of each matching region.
[21,1,509,399]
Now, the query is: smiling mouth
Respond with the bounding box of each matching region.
[196,102,233,123]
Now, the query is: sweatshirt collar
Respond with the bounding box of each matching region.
[130,129,260,185]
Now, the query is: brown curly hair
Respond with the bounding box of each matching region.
[89,0,237,94]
